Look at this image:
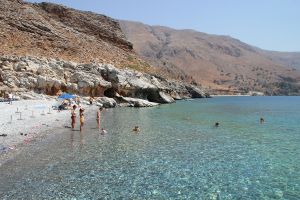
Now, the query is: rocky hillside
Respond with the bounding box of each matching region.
[0,0,209,104]
[120,20,300,95]
[0,56,209,107]
[0,0,151,72]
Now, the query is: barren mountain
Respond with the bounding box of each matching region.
[120,20,300,95]
[0,0,152,72]
[0,0,209,103]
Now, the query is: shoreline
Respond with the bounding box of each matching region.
[210,94,252,97]
[0,99,98,166]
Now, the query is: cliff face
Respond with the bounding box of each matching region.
[0,56,208,106]
[0,0,149,71]
[120,20,300,95]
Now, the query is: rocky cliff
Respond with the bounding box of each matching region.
[120,20,300,95]
[0,56,208,107]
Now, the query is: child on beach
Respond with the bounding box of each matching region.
[79,108,85,132]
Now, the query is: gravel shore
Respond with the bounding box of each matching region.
[0,99,97,165]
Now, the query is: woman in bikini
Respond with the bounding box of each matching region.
[71,105,77,130]
[96,107,103,129]
[79,108,85,132]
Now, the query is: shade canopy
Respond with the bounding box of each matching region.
[58,93,75,99]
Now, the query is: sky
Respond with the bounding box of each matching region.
[26,0,300,52]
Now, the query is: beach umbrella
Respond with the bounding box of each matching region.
[58,93,75,99]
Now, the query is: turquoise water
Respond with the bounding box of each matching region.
[0,97,300,199]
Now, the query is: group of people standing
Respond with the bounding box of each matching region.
[70,105,139,134]
[70,105,106,133]
[71,105,85,131]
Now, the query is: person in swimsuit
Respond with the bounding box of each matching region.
[71,105,77,130]
[96,107,103,129]
[260,117,265,124]
[79,108,85,132]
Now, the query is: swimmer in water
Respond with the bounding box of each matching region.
[100,128,107,135]
[132,126,140,132]
[215,122,220,127]
[260,117,265,124]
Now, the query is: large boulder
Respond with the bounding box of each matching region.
[158,91,175,103]
[185,85,206,98]
[95,97,117,108]
[70,71,111,96]
[13,61,27,72]
[121,97,159,107]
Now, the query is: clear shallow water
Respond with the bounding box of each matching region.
[0,96,300,199]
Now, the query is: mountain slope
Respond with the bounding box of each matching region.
[0,0,151,72]
[120,20,300,95]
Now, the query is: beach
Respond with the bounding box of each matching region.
[0,99,97,166]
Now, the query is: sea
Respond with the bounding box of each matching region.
[0,96,299,199]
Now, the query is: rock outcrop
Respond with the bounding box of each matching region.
[0,56,209,107]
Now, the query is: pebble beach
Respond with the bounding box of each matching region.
[0,99,96,166]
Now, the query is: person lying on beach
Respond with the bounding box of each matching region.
[79,108,85,132]
[133,126,140,132]
[71,105,77,130]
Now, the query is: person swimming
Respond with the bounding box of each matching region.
[215,122,220,127]
[132,126,140,132]
[100,128,107,135]
[79,108,85,132]
[260,117,265,124]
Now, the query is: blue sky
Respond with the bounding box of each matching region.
[26,0,300,52]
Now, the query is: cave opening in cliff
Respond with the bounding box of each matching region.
[136,89,159,103]
[104,88,116,98]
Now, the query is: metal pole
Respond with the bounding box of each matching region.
[16,107,20,113]
[18,112,22,120]
[8,115,13,124]
[31,111,35,118]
